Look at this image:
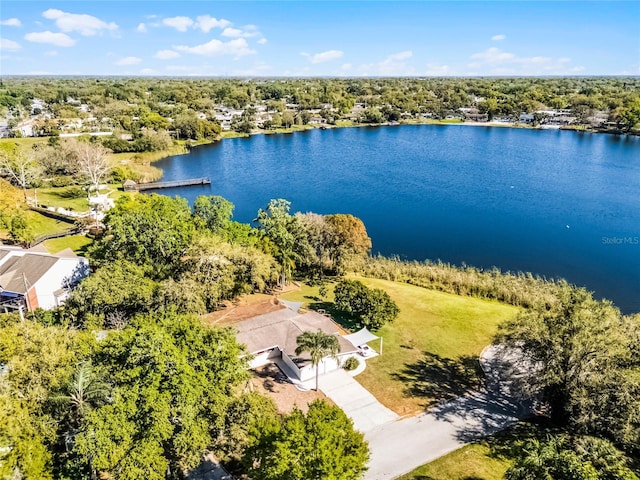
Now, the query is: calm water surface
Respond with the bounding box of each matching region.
[151,125,640,313]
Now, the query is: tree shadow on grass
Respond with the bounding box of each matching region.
[394,352,485,408]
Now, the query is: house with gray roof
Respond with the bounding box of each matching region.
[0,246,89,314]
[235,304,379,382]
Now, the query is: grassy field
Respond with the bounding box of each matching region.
[396,422,550,480]
[281,277,518,416]
[43,235,93,255]
[1,179,73,240]
[397,443,510,480]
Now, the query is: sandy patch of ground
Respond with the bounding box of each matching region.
[203,294,283,327]
[249,363,331,414]
[203,284,302,327]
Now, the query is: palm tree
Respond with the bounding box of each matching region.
[295,330,340,391]
[52,362,110,434]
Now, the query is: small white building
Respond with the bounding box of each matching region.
[0,246,89,313]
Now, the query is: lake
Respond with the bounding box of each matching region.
[151,125,640,313]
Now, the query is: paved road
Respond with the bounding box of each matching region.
[362,345,531,480]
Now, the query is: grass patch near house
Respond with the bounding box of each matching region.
[396,419,640,480]
[281,277,518,416]
[0,137,48,151]
[24,211,73,237]
[397,443,510,480]
[43,235,93,256]
[0,179,72,241]
[396,421,547,480]
[35,186,91,211]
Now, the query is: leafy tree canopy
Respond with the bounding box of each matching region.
[243,400,369,480]
[334,279,400,330]
[74,312,248,479]
[91,194,196,278]
[498,286,640,454]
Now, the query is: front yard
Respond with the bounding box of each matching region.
[281,277,519,416]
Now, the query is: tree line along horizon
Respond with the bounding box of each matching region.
[0,189,639,479]
[1,76,639,141]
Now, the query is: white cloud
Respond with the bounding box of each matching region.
[140,68,157,75]
[425,63,450,75]
[1,18,22,27]
[306,49,344,64]
[174,38,255,57]
[257,38,268,45]
[154,49,180,60]
[25,31,75,47]
[361,51,414,75]
[42,9,117,36]
[221,27,243,38]
[166,65,190,71]
[45,50,58,56]
[136,23,147,33]
[221,26,260,38]
[162,16,193,32]
[491,34,506,41]
[0,38,21,51]
[194,15,231,32]
[469,47,584,74]
[471,47,515,64]
[115,56,142,66]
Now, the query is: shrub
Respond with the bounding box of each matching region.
[343,356,359,371]
[334,279,399,330]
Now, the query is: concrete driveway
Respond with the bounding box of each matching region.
[317,369,398,433]
[362,345,531,479]
[363,389,521,479]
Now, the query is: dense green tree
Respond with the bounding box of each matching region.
[243,400,369,480]
[213,392,279,463]
[64,260,158,328]
[497,286,640,453]
[173,112,199,140]
[295,330,340,391]
[506,435,638,480]
[91,194,196,278]
[282,111,294,128]
[74,312,248,479]
[0,321,88,480]
[334,279,399,330]
[362,107,384,124]
[193,195,234,234]
[254,199,311,285]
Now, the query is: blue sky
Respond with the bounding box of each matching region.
[1,1,638,76]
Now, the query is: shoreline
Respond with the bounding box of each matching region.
[132,119,637,183]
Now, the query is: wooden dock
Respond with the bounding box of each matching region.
[129,177,211,191]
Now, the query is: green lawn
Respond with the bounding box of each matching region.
[43,235,93,255]
[396,422,548,480]
[36,186,91,211]
[397,443,510,480]
[281,277,518,415]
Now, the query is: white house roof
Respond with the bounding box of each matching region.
[343,328,380,347]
